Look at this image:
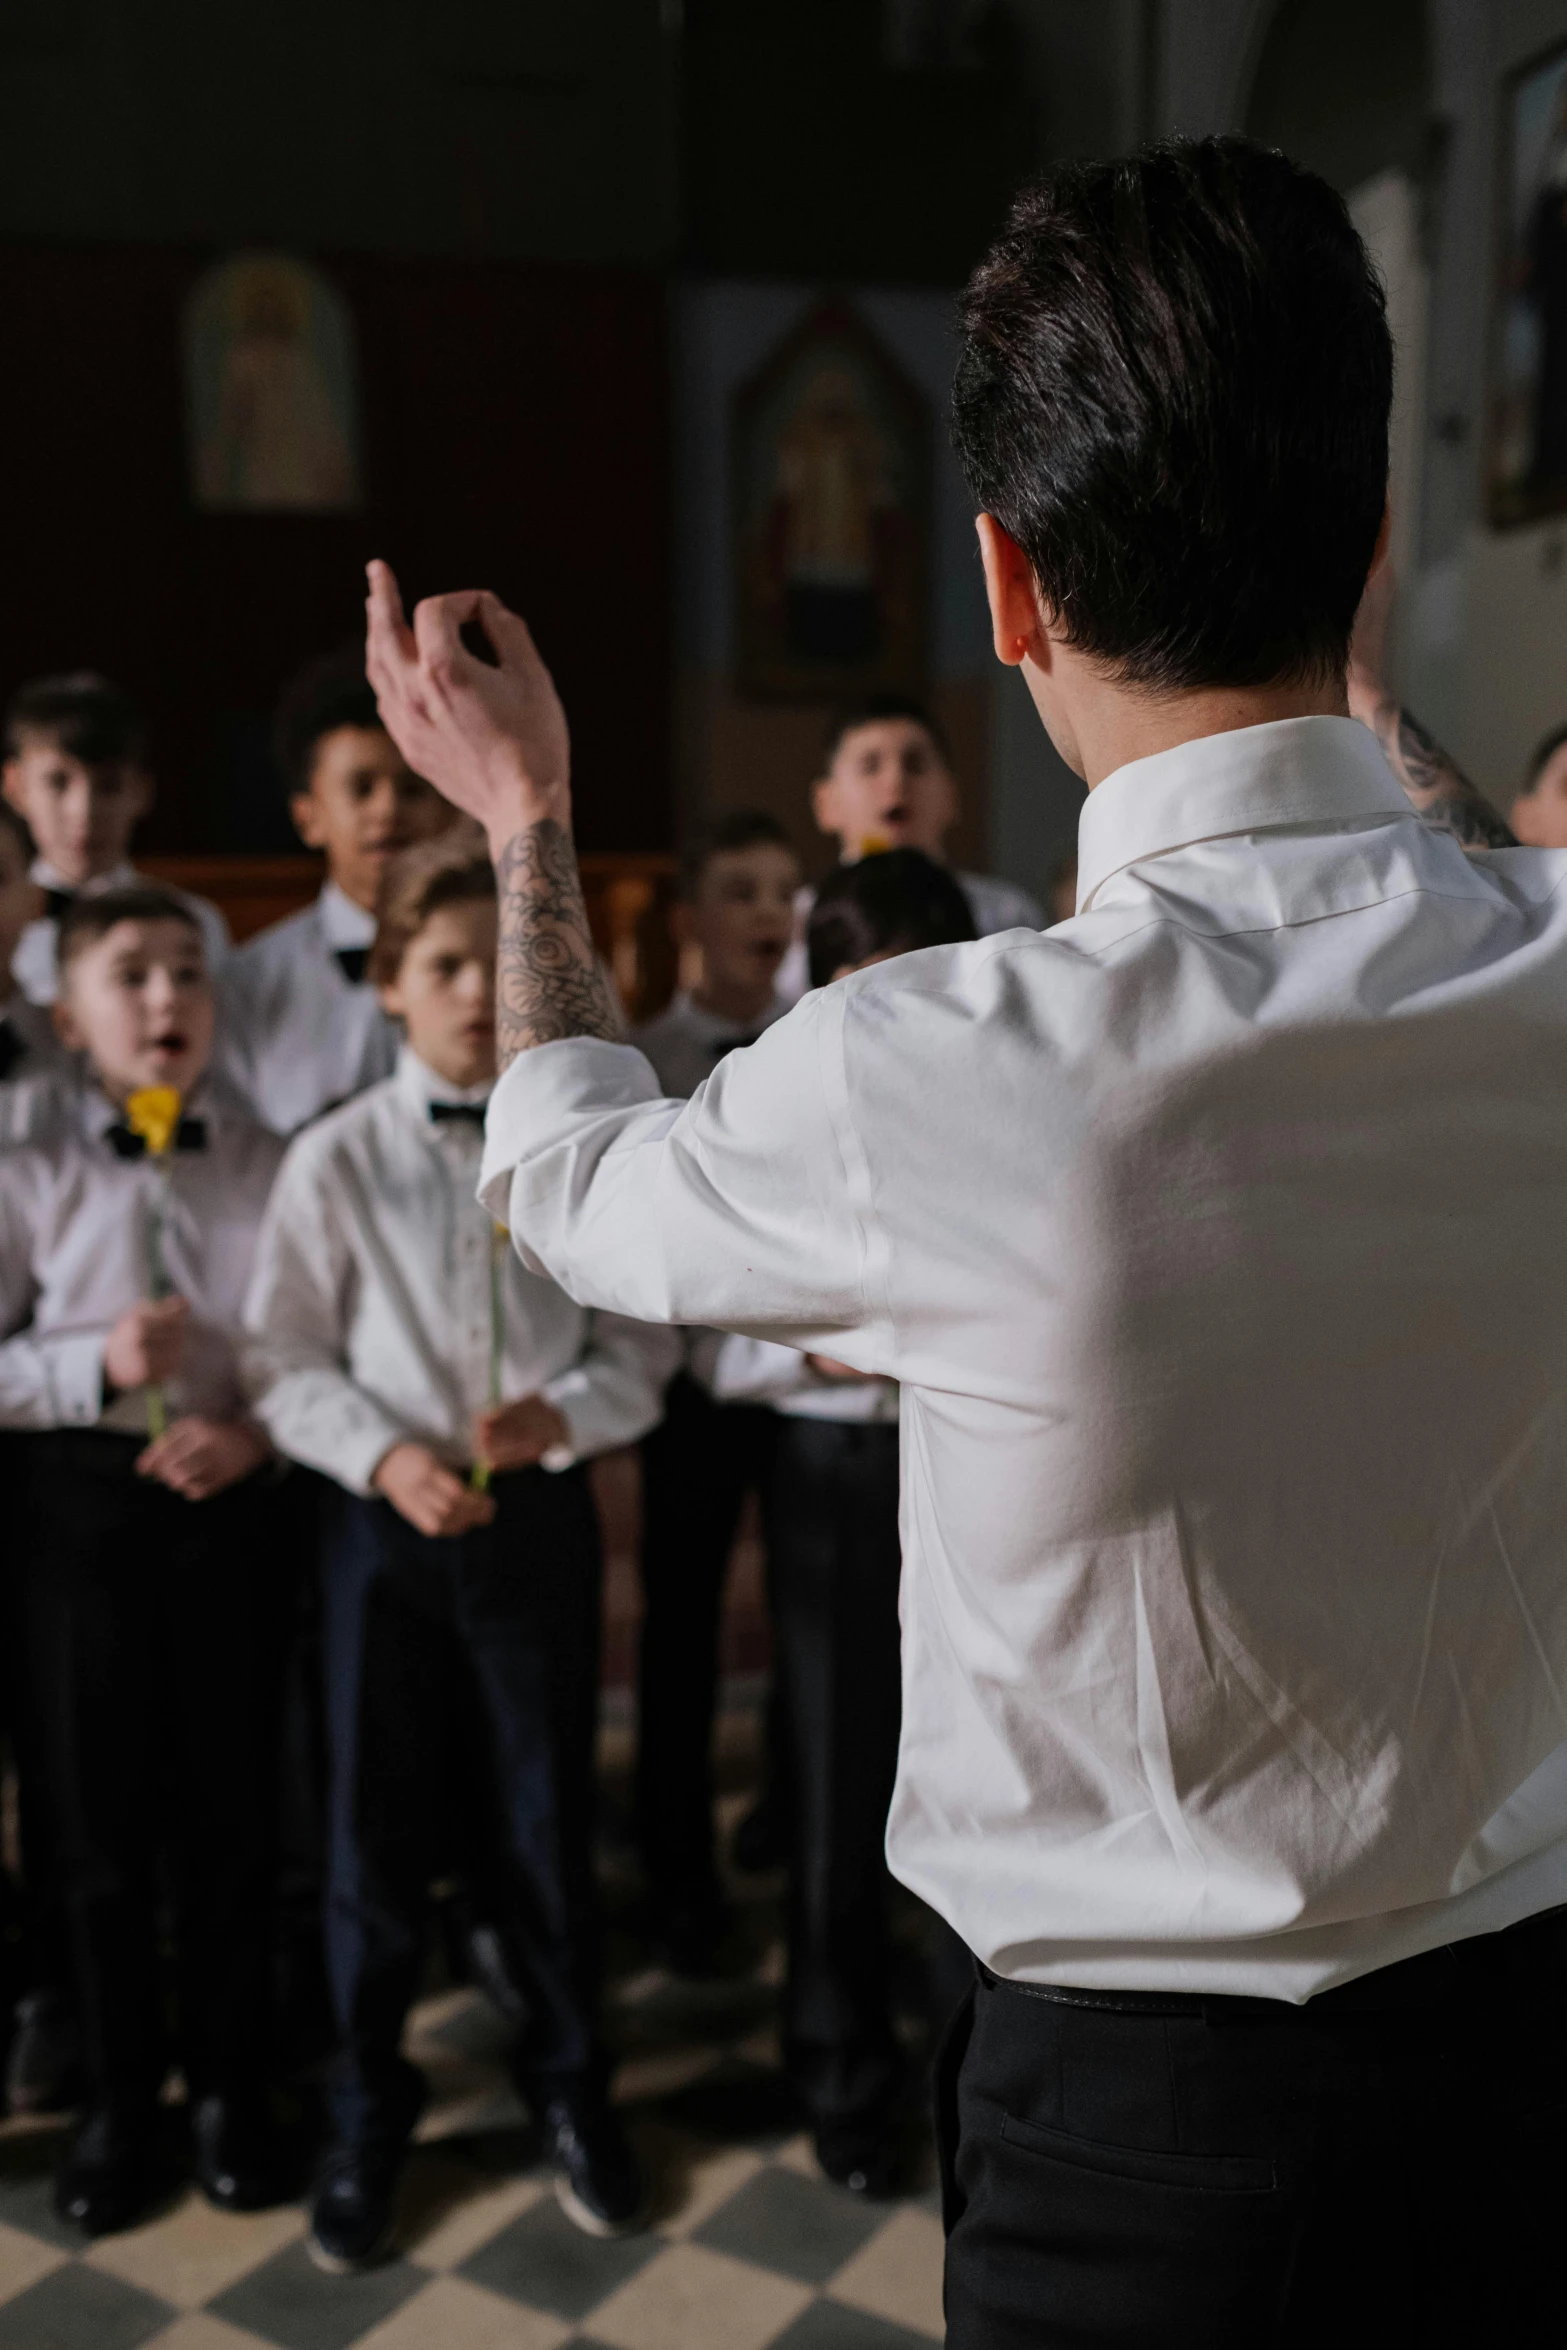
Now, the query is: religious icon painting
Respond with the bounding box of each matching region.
[184,253,363,514]
[732,300,931,699]
[1489,38,1567,526]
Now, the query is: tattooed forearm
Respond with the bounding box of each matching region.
[1367,698,1517,851]
[493,818,620,1068]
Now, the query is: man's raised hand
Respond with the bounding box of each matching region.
[363,561,571,854]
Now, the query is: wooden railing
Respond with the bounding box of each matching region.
[141,851,681,1027]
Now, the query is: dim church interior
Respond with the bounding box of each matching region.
[2,4,1564,2346]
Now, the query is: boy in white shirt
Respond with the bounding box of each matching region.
[775,693,1041,1000]
[630,811,799,1966]
[245,833,675,2272]
[1,674,229,1007]
[0,887,287,2237]
[715,849,974,2197]
[218,650,455,1133]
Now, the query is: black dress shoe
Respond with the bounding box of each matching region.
[54,2106,164,2238]
[192,2092,293,2212]
[7,1988,83,2116]
[308,2139,406,2273]
[542,2093,646,2236]
[815,2111,902,2198]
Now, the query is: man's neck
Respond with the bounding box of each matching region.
[1033,668,1351,793]
[692,975,776,1026]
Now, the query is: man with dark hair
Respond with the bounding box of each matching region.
[371,135,1567,2342]
[1,673,228,1005]
[217,649,453,1134]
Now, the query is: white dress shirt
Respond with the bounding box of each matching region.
[632,988,790,1102]
[0,1074,284,1432]
[480,714,1567,2002]
[776,866,1044,1004]
[13,860,231,1006]
[216,881,398,1136]
[244,1048,678,1496]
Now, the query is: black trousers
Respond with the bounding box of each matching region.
[636,1373,779,1908]
[321,1465,604,2146]
[17,1432,286,2113]
[940,1907,1567,2348]
[769,1416,903,2129]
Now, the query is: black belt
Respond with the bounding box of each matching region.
[978,1902,1567,2024]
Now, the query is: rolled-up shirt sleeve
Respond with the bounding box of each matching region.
[478,989,891,1375]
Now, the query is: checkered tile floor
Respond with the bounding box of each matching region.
[0,1726,949,2350]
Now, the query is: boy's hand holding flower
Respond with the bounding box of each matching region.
[105,1296,188,1394]
[374,1441,496,1538]
[474,1394,568,1476]
[137,1417,269,1501]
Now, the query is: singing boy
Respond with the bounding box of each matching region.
[630,811,799,1965]
[775,694,1041,999]
[0,887,288,2235]
[218,650,454,1133]
[1,675,229,1006]
[712,849,975,2195]
[245,833,676,2272]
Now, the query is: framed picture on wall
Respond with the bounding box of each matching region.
[185,252,363,514]
[1489,39,1567,527]
[732,300,930,699]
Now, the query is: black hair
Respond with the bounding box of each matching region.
[1524,721,1567,790]
[56,885,202,976]
[952,137,1392,692]
[2,673,147,767]
[273,646,383,797]
[821,692,951,771]
[678,808,796,901]
[807,848,976,988]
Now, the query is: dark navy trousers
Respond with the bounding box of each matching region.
[321,1463,604,2146]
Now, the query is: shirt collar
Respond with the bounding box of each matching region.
[30,858,137,895]
[318,880,377,950]
[1075,716,1415,914]
[395,1044,494,1118]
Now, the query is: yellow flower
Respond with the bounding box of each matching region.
[125,1086,183,1157]
[858,833,892,857]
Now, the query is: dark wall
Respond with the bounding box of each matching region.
[681,0,1036,285]
[0,245,670,854]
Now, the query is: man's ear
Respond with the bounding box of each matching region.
[1,760,28,818]
[290,789,328,851]
[976,513,1048,668]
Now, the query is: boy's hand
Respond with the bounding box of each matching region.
[104,1297,189,1393]
[136,1417,269,1501]
[364,561,570,855]
[474,1395,569,1475]
[373,1441,496,1537]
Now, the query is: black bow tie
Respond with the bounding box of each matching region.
[106,1117,208,1160]
[0,1020,21,1082]
[45,888,74,921]
[428,1100,487,1127]
[705,1032,761,1058]
[334,946,370,985]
